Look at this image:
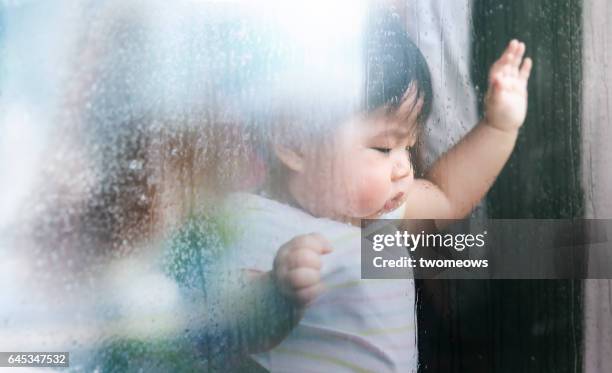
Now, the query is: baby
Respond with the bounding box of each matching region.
[274,35,531,298]
[223,10,532,372]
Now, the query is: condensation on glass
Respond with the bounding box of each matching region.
[0,1,369,371]
[0,1,609,372]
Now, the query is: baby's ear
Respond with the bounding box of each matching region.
[273,143,305,172]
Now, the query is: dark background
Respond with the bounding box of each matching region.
[417,0,584,372]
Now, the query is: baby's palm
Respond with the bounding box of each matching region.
[485,40,532,132]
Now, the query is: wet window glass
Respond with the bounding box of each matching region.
[0,1,608,372]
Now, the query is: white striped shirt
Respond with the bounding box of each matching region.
[225,193,417,373]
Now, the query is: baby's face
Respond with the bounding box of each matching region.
[294,104,419,222]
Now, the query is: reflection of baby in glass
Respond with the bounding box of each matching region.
[227,10,532,372]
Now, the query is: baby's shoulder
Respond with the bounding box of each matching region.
[223,192,360,262]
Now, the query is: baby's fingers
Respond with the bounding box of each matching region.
[287,233,333,255]
[305,232,334,255]
[519,57,533,81]
[489,40,517,80]
[287,247,322,270]
[511,41,525,69]
[504,39,520,61]
[295,283,326,307]
[287,267,321,289]
[501,40,518,62]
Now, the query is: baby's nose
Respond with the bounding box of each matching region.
[391,153,412,180]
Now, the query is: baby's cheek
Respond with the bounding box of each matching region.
[350,171,390,217]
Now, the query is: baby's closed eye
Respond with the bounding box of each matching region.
[371,147,392,154]
[370,146,412,155]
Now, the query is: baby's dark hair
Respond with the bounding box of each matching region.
[363,7,433,126]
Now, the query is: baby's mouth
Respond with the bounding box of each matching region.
[382,192,405,213]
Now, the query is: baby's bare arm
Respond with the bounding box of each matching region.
[405,40,532,221]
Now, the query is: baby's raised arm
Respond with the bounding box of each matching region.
[404,39,532,222]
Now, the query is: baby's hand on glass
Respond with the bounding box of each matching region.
[484,39,533,132]
[273,233,333,307]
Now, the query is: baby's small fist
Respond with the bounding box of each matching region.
[273,233,333,307]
